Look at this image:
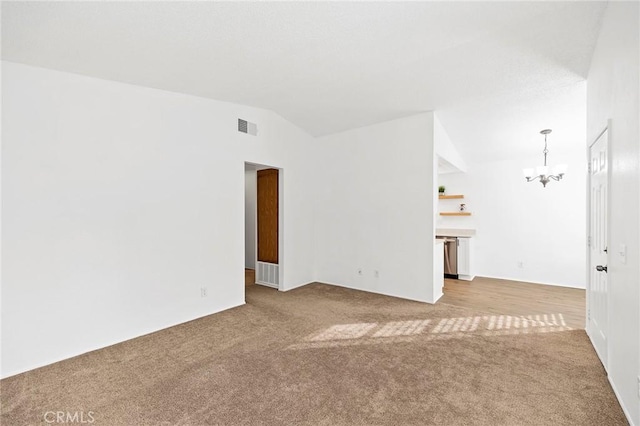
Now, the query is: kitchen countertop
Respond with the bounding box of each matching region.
[436,228,476,237]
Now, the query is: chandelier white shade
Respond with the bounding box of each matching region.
[522,129,567,187]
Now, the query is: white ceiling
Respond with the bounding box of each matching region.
[437,80,588,164]
[2,1,606,161]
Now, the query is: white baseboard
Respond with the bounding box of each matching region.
[433,289,443,303]
[609,374,637,426]
[315,280,431,304]
[279,281,314,292]
[475,274,585,289]
[585,327,608,370]
[586,328,636,426]
[1,300,246,379]
[255,281,278,289]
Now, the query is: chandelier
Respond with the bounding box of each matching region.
[522,129,567,187]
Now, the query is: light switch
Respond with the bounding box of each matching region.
[618,244,627,264]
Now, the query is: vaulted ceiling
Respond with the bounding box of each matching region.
[2,1,606,162]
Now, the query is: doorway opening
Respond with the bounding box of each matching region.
[244,162,283,295]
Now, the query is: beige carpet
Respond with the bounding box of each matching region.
[1,283,627,425]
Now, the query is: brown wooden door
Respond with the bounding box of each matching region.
[257,169,278,264]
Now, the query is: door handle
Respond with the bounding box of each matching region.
[596,265,608,273]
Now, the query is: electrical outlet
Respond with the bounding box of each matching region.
[200,287,207,297]
[357,268,363,276]
[374,270,380,278]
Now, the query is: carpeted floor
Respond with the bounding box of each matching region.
[1,283,627,425]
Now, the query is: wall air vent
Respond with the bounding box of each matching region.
[238,119,248,133]
[238,118,258,136]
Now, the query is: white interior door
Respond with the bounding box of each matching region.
[588,128,609,369]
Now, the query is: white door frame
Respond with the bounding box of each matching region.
[244,161,284,292]
[585,122,611,371]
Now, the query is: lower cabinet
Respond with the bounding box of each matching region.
[457,237,474,280]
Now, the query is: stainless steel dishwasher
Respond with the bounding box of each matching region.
[437,237,458,278]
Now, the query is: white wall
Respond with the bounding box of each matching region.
[434,114,467,173]
[1,62,317,378]
[314,113,437,303]
[244,167,256,269]
[587,2,640,424]
[0,43,3,379]
[437,148,587,288]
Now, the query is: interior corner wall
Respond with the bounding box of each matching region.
[313,113,436,303]
[437,148,587,288]
[586,2,640,424]
[434,113,467,173]
[1,61,316,378]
